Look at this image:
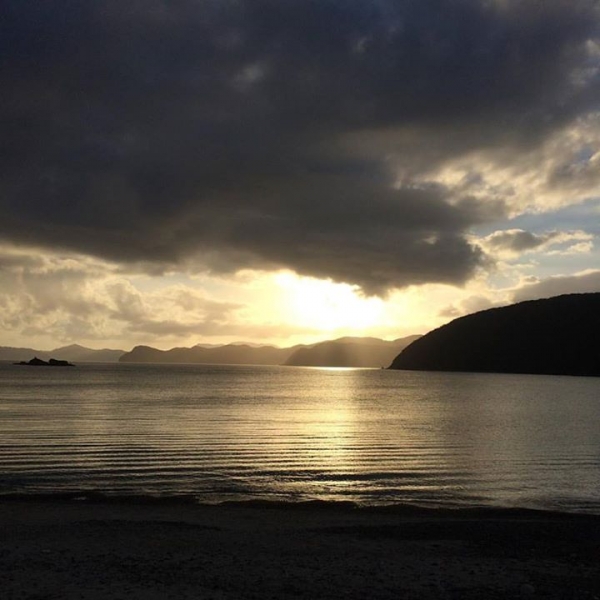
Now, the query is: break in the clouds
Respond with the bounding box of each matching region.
[2,0,599,294]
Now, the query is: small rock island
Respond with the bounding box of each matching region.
[14,357,75,367]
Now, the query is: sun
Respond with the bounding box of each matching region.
[275,272,384,332]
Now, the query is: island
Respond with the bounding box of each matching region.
[14,357,75,367]
[389,293,600,377]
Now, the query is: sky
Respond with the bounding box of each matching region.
[1,0,600,351]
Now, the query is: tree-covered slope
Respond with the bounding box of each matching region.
[389,294,600,377]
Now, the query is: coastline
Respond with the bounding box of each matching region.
[2,498,599,599]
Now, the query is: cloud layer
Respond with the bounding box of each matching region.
[479,228,593,258]
[2,0,599,294]
[0,244,327,347]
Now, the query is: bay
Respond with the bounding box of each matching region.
[0,362,599,513]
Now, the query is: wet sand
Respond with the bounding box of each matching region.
[1,499,599,599]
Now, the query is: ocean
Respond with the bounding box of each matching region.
[1,362,599,513]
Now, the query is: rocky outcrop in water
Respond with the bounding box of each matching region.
[15,357,75,367]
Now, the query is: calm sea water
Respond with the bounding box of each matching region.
[1,362,599,513]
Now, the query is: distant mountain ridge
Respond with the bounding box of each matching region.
[284,335,421,368]
[389,293,600,377]
[0,344,125,363]
[120,335,422,367]
[120,343,301,365]
[2,335,426,368]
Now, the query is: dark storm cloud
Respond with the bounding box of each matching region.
[1,0,598,292]
[490,230,564,253]
[480,228,590,256]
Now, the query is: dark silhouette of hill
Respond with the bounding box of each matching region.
[119,344,304,365]
[389,293,600,377]
[0,344,124,363]
[285,335,421,368]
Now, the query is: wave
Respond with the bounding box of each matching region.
[2,490,600,521]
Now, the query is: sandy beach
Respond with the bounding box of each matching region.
[1,499,599,600]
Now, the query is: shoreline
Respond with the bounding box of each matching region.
[2,498,599,599]
[3,490,600,517]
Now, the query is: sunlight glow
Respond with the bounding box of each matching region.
[275,272,384,331]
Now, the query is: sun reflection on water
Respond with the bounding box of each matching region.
[2,364,600,512]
